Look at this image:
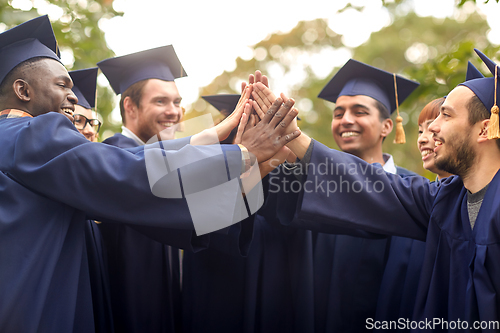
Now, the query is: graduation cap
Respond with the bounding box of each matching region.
[97,45,187,95]
[69,67,98,109]
[466,61,484,81]
[318,59,419,114]
[459,49,500,139]
[318,59,419,143]
[0,15,60,85]
[203,93,302,121]
[202,94,241,118]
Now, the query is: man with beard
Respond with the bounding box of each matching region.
[258,49,500,329]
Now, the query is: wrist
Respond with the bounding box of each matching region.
[286,134,311,160]
[238,144,256,174]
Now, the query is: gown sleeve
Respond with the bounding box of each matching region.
[280,140,439,241]
[0,113,243,231]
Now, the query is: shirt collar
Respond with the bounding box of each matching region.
[0,109,33,121]
[121,126,146,146]
[382,153,397,175]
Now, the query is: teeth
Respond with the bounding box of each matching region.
[62,108,73,116]
[160,122,175,127]
[435,141,443,147]
[421,150,433,157]
[341,131,359,138]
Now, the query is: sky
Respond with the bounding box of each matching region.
[95,0,495,108]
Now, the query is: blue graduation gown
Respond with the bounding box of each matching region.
[84,220,114,333]
[181,173,315,333]
[0,113,243,332]
[284,140,500,330]
[277,163,423,332]
[101,132,215,333]
[374,168,427,327]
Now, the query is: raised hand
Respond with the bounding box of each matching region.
[251,82,299,135]
[239,97,300,163]
[214,84,253,142]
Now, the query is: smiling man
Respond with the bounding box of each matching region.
[97,47,219,333]
[303,59,424,331]
[99,45,185,147]
[269,50,500,328]
[0,16,300,333]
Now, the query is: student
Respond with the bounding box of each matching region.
[69,67,101,142]
[183,91,315,333]
[260,49,500,326]
[0,15,300,332]
[251,59,420,331]
[69,67,113,332]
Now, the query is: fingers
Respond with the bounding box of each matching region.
[248,74,255,85]
[251,100,266,120]
[234,103,252,144]
[241,82,247,94]
[234,113,247,144]
[278,128,301,146]
[234,85,252,112]
[248,114,256,129]
[254,70,262,84]
[229,97,248,121]
[269,98,295,129]
[261,75,269,88]
[251,82,274,117]
[260,97,283,124]
[280,92,289,103]
[251,91,271,115]
[243,84,253,100]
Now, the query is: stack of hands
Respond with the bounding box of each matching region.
[216,70,302,177]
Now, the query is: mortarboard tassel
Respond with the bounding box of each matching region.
[393,73,406,144]
[488,65,500,139]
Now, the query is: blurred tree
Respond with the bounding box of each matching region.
[190,3,497,179]
[0,0,122,139]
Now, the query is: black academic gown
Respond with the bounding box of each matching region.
[0,113,243,333]
[101,132,211,333]
[84,220,114,333]
[282,140,500,332]
[181,173,315,333]
[274,161,423,332]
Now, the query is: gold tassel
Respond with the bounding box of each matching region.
[393,73,406,144]
[488,65,500,139]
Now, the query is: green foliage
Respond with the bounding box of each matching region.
[192,3,497,179]
[354,11,493,175]
[457,0,499,6]
[0,0,122,139]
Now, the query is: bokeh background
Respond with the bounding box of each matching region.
[2,0,500,179]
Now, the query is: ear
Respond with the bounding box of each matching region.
[477,118,490,143]
[380,118,393,138]
[13,79,31,102]
[123,96,139,121]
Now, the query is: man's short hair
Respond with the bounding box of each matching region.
[374,99,390,121]
[119,79,148,125]
[467,94,500,149]
[0,56,46,95]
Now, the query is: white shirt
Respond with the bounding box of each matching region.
[382,153,397,175]
[121,126,146,146]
